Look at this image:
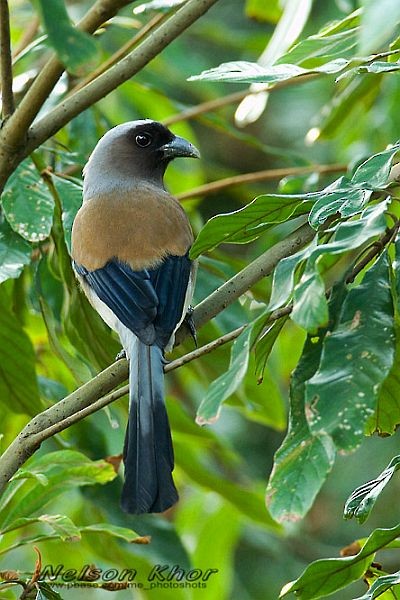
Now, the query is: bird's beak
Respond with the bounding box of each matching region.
[160,135,200,160]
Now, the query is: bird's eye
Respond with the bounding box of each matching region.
[135,133,152,148]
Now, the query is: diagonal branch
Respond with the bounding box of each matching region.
[0,0,14,118]
[0,220,316,494]
[0,0,132,185]
[24,0,220,157]
[176,163,346,201]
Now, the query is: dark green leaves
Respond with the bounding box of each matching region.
[306,253,395,451]
[36,0,98,72]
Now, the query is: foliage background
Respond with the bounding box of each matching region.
[2,0,400,598]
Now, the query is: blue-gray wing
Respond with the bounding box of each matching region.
[74,253,191,348]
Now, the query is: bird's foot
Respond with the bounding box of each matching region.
[184,305,197,347]
[115,348,127,361]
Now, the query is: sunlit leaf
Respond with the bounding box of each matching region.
[291,267,329,333]
[36,0,98,72]
[245,0,281,23]
[2,159,54,242]
[189,58,350,84]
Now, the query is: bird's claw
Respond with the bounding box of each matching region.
[184,305,197,347]
[115,348,127,361]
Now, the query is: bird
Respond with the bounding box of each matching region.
[71,120,200,514]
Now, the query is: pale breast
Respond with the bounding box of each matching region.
[71,187,193,271]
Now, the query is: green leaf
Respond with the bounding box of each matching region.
[2,159,54,242]
[50,174,83,253]
[281,523,400,599]
[344,455,400,524]
[269,199,387,314]
[267,331,336,523]
[291,267,329,333]
[36,582,64,600]
[188,58,350,84]
[36,0,98,72]
[190,193,312,258]
[0,220,32,283]
[277,9,360,66]
[268,237,318,311]
[81,523,143,543]
[0,451,117,529]
[356,60,400,74]
[366,327,400,435]
[196,326,251,425]
[308,187,372,228]
[353,571,400,600]
[306,252,396,451]
[350,142,400,189]
[0,287,41,415]
[254,316,288,383]
[359,0,400,55]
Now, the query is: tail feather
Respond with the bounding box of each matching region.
[121,338,178,514]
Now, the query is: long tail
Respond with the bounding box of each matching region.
[121,337,178,514]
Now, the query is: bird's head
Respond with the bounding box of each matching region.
[83,120,200,197]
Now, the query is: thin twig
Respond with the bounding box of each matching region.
[177,163,346,201]
[0,0,14,117]
[24,325,249,445]
[163,73,318,127]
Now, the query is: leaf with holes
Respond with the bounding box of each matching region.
[2,159,54,242]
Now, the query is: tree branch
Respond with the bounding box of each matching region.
[0,0,14,118]
[23,0,220,158]
[176,163,346,201]
[0,0,132,186]
[0,221,315,494]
